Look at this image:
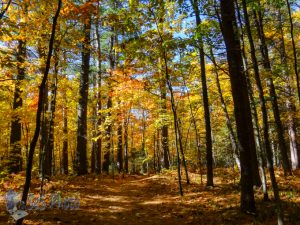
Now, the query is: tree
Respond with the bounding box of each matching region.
[9,39,26,173]
[220,0,256,213]
[191,0,213,187]
[74,3,91,175]
[253,5,292,175]
[16,0,62,224]
[286,0,300,102]
[0,0,11,20]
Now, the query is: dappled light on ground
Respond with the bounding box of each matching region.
[0,169,299,224]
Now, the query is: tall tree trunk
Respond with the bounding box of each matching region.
[191,0,213,186]
[156,2,170,170]
[62,101,68,175]
[103,97,112,174]
[277,10,299,170]
[95,5,102,174]
[216,1,261,186]
[160,83,170,169]
[240,2,284,222]
[163,63,184,194]
[117,109,123,173]
[141,110,147,173]
[9,39,26,173]
[286,0,300,102]
[239,0,270,187]
[38,42,49,176]
[75,12,91,175]
[44,48,59,177]
[103,29,115,173]
[156,16,189,184]
[235,5,266,195]
[16,1,61,224]
[91,73,97,173]
[253,8,292,175]
[220,0,256,213]
[184,77,203,183]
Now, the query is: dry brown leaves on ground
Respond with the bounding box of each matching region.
[0,168,299,225]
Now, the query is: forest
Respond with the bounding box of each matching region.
[0,0,300,224]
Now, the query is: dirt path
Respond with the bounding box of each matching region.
[1,170,300,225]
[31,175,198,225]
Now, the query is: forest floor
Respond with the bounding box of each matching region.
[0,168,300,225]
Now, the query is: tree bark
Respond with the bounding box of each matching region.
[160,83,170,169]
[38,41,49,177]
[220,0,256,213]
[91,73,97,174]
[234,4,266,194]
[62,101,68,175]
[117,110,123,173]
[75,12,91,175]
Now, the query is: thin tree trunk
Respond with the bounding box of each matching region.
[192,0,213,186]
[253,8,292,176]
[277,9,299,170]
[155,20,190,184]
[182,73,202,183]
[16,1,61,224]
[95,5,102,174]
[189,95,203,182]
[240,0,271,188]
[44,48,59,177]
[164,67,184,194]
[117,109,123,173]
[0,0,12,20]
[286,0,300,102]
[240,2,284,222]
[62,101,68,175]
[38,43,49,177]
[209,48,240,170]
[91,73,97,173]
[156,3,170,170]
